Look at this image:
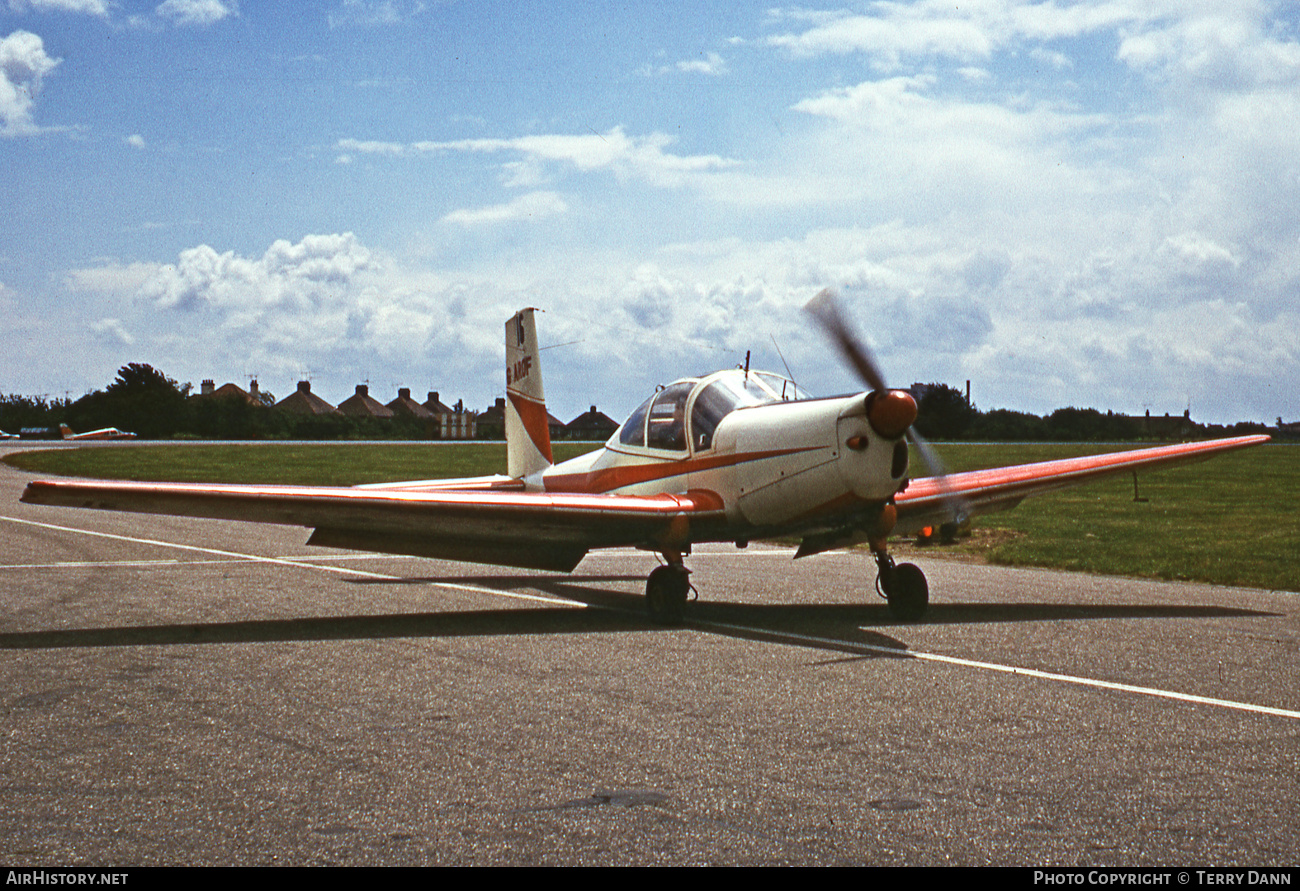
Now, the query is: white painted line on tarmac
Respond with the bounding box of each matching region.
[11,516,1287,718]
[896,645,1300,721]
[692,618,1300,722]
[2,515,398,578]
[1,559,184,569]
[0,515,582,607]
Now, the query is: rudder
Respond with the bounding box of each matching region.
[505,307,553,480]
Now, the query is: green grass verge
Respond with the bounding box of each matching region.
[6,440,1295,592]
[2,442,601,487]
[896,443,1298,593]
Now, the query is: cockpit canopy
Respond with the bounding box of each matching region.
[614,369,813,453]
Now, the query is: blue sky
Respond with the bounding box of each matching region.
[2,0,1298,426]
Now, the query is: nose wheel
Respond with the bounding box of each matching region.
[646,562,691,625]
[874,551,929,621]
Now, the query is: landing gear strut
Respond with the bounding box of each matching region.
[873,549,929,621]
[646,556,692,625]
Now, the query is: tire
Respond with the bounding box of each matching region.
[646,565,689,625]
[886,562,929,621]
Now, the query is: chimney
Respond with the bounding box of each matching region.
[590,405,597,413]
[298,381,311,393]
[398,387,410,401]
[201,379,215,395]
[249,379,259,396]
[356,384,368,397]
[429,391,439,405]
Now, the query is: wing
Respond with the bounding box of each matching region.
[20,478,727,572]
[892,434,1269,534]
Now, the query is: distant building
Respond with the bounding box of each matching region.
[477,397,507,439]
[338,384,394,419]
[191,379,266,405]
[1120,409,1196,440]
[565,405,619,440]
[274,381,339,415]
[476,396,563,440]
[386,388,434,420]
[423,391,476,439]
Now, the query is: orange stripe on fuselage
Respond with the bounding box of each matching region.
[507,391,553,464]
[543,447,820,494]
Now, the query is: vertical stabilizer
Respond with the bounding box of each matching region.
[505,307,553,479]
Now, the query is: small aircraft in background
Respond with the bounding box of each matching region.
[23,296,1268,623]
[0,430,18,440]
[59,423,137,441]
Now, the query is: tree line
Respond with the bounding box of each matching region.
[1,365,1275,442]
[2,364,432,441]
[912,382,1271,442]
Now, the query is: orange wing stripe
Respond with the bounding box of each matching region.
[544,447,820,493]
[897,435,1269,509]
[21,479,724,516]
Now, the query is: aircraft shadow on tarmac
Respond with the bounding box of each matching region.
[0,572,1278,656]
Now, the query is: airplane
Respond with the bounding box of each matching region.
[0,430,18,440]
[59,423,137,441]
[22,296,1269,624]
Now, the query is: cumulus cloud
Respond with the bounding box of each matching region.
[116,232,518,402]
[676,52,728,76]
[327,0,424,29]
[764,2,1148,68]
[124,133,145,149]
[0,30,59,136]
[441,191,568,226]
[1117,5,1300,88]
[155,0,236,27]
[337,126,738,187]
[65,260,161,294]
[9,4,1298,424]
[8,0,108,14]
[90,318,135,346]
[140,232,373,313]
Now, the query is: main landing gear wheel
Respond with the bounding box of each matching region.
[877,558,929,621]
[646,565,690,625]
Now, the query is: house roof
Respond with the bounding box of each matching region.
[274,381,338,415]
[338,384,395,418]
[387,388,434,419]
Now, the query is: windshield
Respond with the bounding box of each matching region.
[690,370,812,451]
[616,369,811,452]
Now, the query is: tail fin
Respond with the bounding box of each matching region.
[505,307,553,480]
[59,424,74,440]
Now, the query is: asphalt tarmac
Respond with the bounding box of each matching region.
[1,448,1296,866]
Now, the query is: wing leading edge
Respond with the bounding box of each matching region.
[892,434,1270,535]
[20,479,727,572]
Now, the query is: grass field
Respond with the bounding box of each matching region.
[6,440,1296,592]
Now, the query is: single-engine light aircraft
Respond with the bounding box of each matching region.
[59,423,137,441]
[22,296,1268,623]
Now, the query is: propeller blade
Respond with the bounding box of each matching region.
[805,287,971,526]
[804,288,888,393]
[908,428,970,525]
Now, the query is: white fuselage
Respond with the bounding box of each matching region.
[538,370,908,539]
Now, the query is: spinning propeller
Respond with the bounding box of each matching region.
[805,288,968,525]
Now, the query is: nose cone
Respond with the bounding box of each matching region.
[866,389,917,439]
